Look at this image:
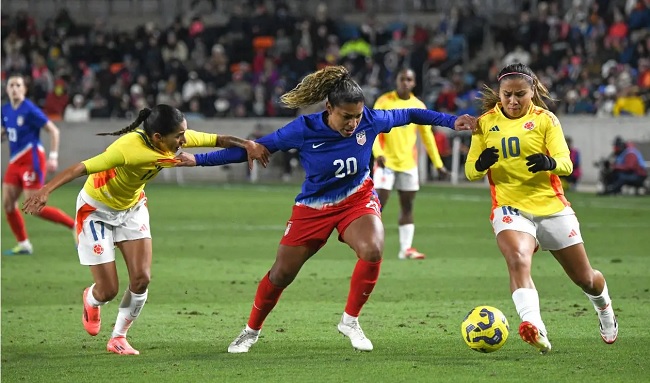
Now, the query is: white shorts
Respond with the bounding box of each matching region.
[373,166,419,191]
[75,190,151,266]
[491,206,583,251]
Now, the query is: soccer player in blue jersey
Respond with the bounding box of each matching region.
[176,66,477,353]
[1,73,75,255]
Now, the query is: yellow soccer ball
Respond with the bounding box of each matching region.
[461,305,510,353]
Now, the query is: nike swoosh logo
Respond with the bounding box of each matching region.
[312,143,325,148]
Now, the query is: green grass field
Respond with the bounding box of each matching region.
[2,183,649,383]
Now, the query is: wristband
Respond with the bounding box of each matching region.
[49,151,59,160]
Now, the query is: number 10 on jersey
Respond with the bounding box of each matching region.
[500,137,521,158]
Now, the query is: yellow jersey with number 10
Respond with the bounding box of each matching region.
[81,129,217,210]
[465,103,572,217]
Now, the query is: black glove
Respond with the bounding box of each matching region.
[526,153,557,173]
[475,147,499,172]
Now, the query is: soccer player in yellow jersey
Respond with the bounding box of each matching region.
[22,104,270,355]
[465,63,618,354]
[372,69,448,260]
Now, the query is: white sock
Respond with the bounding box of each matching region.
[18,239,32,248]
[245,325,260,335]
[585,282,613,314]
[85,284,109,307]
[342,312,358,324]
[111,289,148,338]
[512,288,547,335]
[398,224,415,253]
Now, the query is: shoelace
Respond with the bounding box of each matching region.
[234,331,256,345]
[345,322,367,339]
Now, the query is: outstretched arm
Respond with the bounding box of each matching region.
[22,162,87,214]
[185,130,270,168]
[177,134,279,168]
[379,108,477,132]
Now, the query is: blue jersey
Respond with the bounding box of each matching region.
[196,106,457,207]
[1,99,49,163]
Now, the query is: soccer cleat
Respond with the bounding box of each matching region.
[398,248,425,260]
[519,321,552,354]
[82,288,101,336]
[227,328,260,353]
[107,336,140,355]
[597,305,618,344]
[3,243,33,256]
[337,318,374,351]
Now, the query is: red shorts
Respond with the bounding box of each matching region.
[280,185,382,249]
[3,151,46,190]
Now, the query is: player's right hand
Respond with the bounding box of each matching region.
[174,152,197,167]
[22,191,49,215]
[475,147,499,171]
[454,114,478,131]
[375,156,386,168]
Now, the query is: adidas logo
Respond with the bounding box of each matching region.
[489,126,500,132]
[568,229,578,238]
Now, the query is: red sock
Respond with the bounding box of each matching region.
[247,273,285,331]
[345,258,382,317]
[37,206,75,229]
[6,209,28,242]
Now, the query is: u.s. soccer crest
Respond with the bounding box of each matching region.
[356,131,366,145]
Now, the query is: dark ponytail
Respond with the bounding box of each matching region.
[97,108,152,136]
[97,105,185,137]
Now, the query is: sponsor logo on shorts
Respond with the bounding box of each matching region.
[93,244,104,256]
[568,229,578,238]
[284,221,292,236]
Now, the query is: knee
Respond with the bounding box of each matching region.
[129,272,151,294]
[269,265,298,287]
[94,284,120,302]
[504,250,532,273]
[572,270,599,291]
[355,241,383,262]
[3,199,16,212]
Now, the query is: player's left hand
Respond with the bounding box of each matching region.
[46,158,58,172]
[174,152,197,167]
[454,114,477,131]
[244,141,271,170]
[526,153,557,173]
[438,166,450,178]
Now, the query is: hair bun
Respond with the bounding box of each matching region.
[140,108,152,119]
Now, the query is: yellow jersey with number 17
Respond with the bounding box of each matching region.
[465,103,572,217]
[81,129,217,210]
[372,91,443,171]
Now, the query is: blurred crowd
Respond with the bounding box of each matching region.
[1,0,649,122]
